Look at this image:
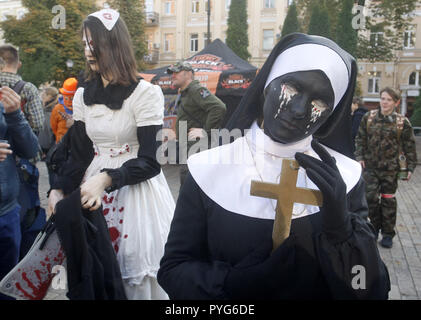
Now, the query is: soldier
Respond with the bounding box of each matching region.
[355,87,417,248]
[167,61,226,186]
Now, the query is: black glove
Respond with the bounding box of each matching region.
[224,236,296,299]
[295,140,352,244]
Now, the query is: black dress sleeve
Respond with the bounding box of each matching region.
[157,173,231,299]
[100,125,162,193]
[314,178,391,299]
[52,120,94,195]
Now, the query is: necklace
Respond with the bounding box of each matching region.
[245,136,309,217]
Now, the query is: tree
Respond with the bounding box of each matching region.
[281,2,300,38]
[336,0,358,58]
[296,0,340,37]
[357,0,417,62]
[109,0,147,71]
[307,3,331,39]
[0,0,97,87]
[226,0,251,61]
[410,91,421,128]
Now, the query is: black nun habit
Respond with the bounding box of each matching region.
[157,33,391,300]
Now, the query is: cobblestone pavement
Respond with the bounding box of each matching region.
[36,137,421,300]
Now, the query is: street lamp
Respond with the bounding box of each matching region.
[66,59,74,77]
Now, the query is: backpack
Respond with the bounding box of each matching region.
[366,109,405,142]
[11,80,27,111]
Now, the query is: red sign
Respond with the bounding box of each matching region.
[188,54,234,71]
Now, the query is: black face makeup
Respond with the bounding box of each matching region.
[262,70,334,144]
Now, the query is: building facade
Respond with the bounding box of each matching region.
[0,0,27,44]
[357,3,421,118]
[143,0,291,68]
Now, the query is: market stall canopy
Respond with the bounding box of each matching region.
[140,39,258,127]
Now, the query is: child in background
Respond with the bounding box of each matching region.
[50,77,77,143]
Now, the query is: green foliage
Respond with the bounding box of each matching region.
[109,0,147,70]
[0,0,97,87]
[296,0,417,62]
[410,91,421,127]
[296,0,340,37]
[226,0,251,61]
[307,3,331,39]
[281,3,300,38]
[336,0,358,58]
[357,0,416,62]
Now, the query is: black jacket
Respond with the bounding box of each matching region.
[54,189,127,300]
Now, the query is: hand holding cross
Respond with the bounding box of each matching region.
[250,159,323,250]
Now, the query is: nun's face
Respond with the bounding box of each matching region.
[262,70,334,144]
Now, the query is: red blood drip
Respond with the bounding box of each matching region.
[109,227,120,242]
[18,272,52,300]
[124,234,128,239]
[103,208,110,216]
[114,244,119,253]
[119,219,123,224]
[34,270,42,281]
[102,195,109,204]
[119,207,124,212]
[15,282,35,299]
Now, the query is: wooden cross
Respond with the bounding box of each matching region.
[250,159,323,250]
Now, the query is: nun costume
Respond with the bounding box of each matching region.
[157,33,390,300]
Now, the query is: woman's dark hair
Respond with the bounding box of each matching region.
[81,15,138,86]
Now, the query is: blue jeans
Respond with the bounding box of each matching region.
[0,205,21,300]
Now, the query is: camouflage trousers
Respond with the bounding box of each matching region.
[363,169,398,238]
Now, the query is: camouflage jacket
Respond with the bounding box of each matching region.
[175,80,226,147]
[355,108,417,172]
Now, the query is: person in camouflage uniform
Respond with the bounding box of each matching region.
[167,61,226,187]
[355,87,417,248]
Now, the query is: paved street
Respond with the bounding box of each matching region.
[37,137,421,300]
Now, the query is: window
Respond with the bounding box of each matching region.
[17,9,25,20]
[1,11,10,21]
[164,1,175,15]
[263,29,274,51]
[368,71,381,94]
[204,32,212,47]
[264,0,275,9]
[190,34,199,52]
[370,32,383,47]
[192,0,199,13]
[204,0,212,12]
[409,71,420,86]
[225,0,231,11]
[164,33,174,52]
[404,29,415,49]
[288,0,294,6]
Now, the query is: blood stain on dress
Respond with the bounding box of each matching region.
[109,227,120,242]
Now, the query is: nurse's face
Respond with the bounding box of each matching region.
[262,70,334,144]
[82,28,98,72]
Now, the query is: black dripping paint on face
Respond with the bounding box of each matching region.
[262,70,334,144]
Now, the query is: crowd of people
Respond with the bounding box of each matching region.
[0,7,419,301]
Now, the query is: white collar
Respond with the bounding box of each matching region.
[187,122,361,220]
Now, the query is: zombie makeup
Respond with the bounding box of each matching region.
[274,84,298,119]
[82,29,98,71]
[310,100,328,123]
[262,70,334,144]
